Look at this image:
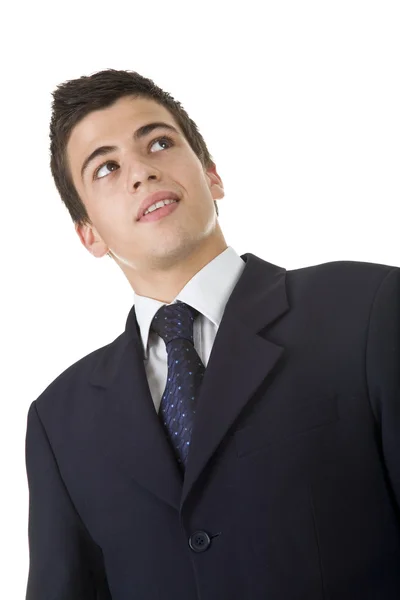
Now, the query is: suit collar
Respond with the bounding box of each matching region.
[134,246,246,360]
[90,252,287,388]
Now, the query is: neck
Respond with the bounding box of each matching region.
[119,233,228,304]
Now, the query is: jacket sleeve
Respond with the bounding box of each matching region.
[366,266,400,512]
[25,400,97,600]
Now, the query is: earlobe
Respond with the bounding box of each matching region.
[207,164,225,201]
[211,182,224,202]
[75,222,109,258]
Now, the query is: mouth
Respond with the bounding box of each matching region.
[138,199,179,223]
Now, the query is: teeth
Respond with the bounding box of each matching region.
[143,198,177,215]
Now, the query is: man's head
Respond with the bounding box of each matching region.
[49,69,226,294]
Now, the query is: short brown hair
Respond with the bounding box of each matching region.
[49,68,219,227]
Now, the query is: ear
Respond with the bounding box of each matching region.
[75,222,109,258]
[206,162,224,201]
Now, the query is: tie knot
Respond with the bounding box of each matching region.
[150,301,199,346]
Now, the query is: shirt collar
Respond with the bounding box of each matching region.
[134,246,246,359]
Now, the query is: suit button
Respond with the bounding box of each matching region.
[189,531,211,553]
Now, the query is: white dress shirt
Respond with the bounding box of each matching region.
[134,246,246,413]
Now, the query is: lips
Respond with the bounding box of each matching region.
[139,199,179,223]
[137,190,180,221]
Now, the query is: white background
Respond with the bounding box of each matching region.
[1,1,399,595]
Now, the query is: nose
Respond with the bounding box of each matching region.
[132,173,158,192]
[127,158,161,193]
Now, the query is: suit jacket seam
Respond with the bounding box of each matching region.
[365,266,400,425]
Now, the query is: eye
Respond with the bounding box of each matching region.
[150,135,174,153]
[94,161,119,180]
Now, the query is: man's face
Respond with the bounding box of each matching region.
[67,96,224,273]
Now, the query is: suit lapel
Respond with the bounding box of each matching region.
[181,253,289,506]
[89,312,183,510]
[88,252,289,512]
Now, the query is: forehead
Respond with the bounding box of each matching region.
[67,96,180,175]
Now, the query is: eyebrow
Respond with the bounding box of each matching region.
[80,121,180,181]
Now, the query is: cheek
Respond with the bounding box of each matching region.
[173,153,204,183]
[183,165,211,196]
[88,204,125,243]
[94,187,129,220]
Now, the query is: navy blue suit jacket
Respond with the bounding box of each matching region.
[25,253,400,599]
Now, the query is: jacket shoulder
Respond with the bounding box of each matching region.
[291,258,398,276]
[32,330,126,412]
[288,259,399,288]
[282,259,399,317]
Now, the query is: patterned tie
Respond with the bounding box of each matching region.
[150,301,206,470]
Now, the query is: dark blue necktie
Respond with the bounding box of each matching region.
[150,301,206,470]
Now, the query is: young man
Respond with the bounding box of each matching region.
[25,69,400,600]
